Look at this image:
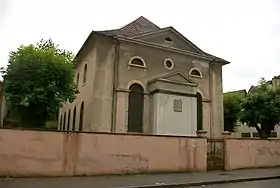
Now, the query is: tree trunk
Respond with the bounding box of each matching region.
[255,125,268,139]
[259,131,268,139]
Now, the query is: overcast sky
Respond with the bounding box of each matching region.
[1,0,280,92]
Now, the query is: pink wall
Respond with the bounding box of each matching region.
[0,129,65,177]
[0,129,207,177]
[225,139,280,170]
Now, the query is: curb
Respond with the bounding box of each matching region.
[119,175,280,188]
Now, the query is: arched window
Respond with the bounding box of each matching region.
[59,114,62,130]
[76,73,79,86]
[67,109,71,130]
[79,102,84,131]
[63,112,66,130]
[72,106,76,131]
[83,63,87,84]
[128,83,144,133]
[189,68,203,78]
[128,56,146,68]
[197,92,203,131]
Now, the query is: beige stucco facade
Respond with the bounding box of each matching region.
[59,17,229,138]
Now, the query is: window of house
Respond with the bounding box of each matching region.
[72,106,76,131]
[241,133,251,138]
[128,57,146,68]
[164,59,174,69]
[128,84,144,133]
[197,93,203,131]
[76,73,79,86]
[189,68,203,78]
[83,63,87,84]
[165,37,173,42]
[79,102,84,131]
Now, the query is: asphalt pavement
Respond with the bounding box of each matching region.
[0,168,280,188]
[189,179,280,188]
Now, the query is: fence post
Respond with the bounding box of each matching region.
[222,131,231,139]
[196,130,207,138]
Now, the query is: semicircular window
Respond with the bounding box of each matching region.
[129,57,146,68]
[190,68,203,78]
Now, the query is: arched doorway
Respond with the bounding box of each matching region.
[197,92,203,130]
[128,83,144,133]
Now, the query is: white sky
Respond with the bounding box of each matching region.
[1,0,280,92]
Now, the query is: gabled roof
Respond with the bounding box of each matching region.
[248,78,275,93]
[78,16,230,65]
[133,26,228,63]
[248,86,257,93]
[132,26,204,55]
[99,16,161,37]
[224,89,247,96]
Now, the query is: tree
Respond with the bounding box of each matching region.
[223,91,245,132]
[1,39,77,128]
[239,78,280,139]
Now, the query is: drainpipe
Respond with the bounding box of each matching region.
[209,60,214,138]
[111,36,120,133]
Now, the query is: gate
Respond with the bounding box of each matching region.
[207,139,225,170]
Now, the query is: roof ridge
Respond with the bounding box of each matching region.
[119,16,160,30]
[97,16,161,37]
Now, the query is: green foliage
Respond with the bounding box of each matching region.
[1,39,77,128]
[239,79,280,139]
[223,91,245,132]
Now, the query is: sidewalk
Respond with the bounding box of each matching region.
[1,168,280,188]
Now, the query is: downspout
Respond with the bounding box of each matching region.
[111,36,120,132]
[209,60,214,138]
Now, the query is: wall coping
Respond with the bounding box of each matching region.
[0,127,206,140]
[225,137,280,141]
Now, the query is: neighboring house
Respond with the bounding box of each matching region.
[248,76,280,93]
[231,123,280,139]
[59,16,230,137]
[228,76,280,138]
[223,89,247,97]
[223,89,247,104]
[0,82,16,128]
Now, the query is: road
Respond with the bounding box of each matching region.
[1,179,280,188]
[189,179,280,188]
